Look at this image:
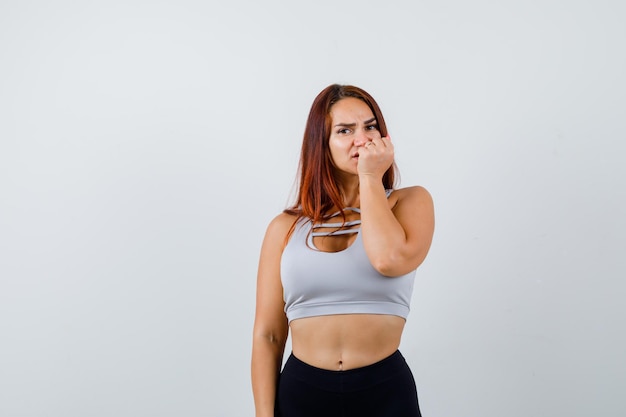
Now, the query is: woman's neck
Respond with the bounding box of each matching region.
[337,178,360,207]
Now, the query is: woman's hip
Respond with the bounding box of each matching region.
[276,350,421,417]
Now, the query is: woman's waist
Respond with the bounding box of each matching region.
[289,313,405,371]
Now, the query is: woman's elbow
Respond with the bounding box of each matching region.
[371,250,428,277]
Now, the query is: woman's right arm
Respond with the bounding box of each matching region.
[251,214,291,417]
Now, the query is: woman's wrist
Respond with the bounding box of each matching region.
[358,174,386,190]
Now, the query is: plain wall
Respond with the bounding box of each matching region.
[1,1,624,416]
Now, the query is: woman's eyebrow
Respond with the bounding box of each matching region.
[334,117,377,127]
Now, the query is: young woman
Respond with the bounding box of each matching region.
[251,84,435,417]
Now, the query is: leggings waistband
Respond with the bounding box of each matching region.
[283,350,408,392]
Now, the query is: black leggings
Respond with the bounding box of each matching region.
[276,350,422,417]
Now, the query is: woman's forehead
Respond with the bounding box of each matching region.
[330,98,374,121]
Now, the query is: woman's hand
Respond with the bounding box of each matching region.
[357,135,394,179]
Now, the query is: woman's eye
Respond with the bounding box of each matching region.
[366,124,378,130]
[338,128,350,134]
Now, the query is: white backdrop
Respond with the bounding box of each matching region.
[1,1,624,416]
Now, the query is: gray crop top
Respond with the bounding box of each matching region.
[281,198,417,323]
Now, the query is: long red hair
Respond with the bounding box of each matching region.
[285,84,398,231]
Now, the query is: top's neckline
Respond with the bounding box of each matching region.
[307,207,361,253]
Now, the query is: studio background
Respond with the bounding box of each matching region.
[1,1,624,416]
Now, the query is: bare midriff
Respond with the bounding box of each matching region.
[289,314,406,371]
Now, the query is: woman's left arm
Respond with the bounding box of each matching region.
[358,137,435,277]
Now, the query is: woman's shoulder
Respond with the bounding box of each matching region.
[263,211,300,241]
[269,211,299,228]
[389,185,433,208]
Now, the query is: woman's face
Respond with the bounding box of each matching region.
[328,97,381,176]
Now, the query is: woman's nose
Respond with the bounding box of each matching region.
[354,129,372,146]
